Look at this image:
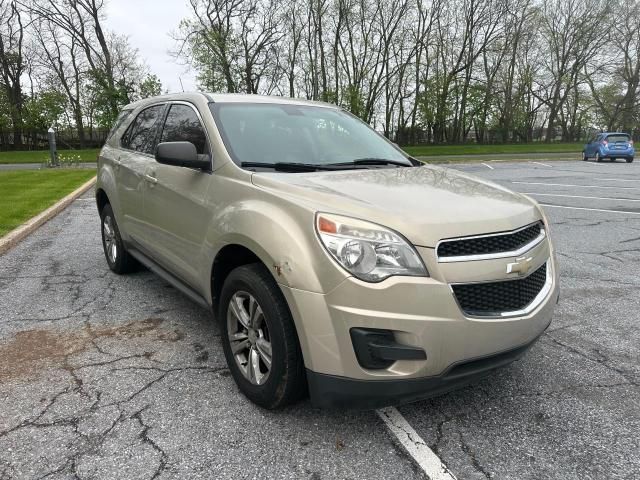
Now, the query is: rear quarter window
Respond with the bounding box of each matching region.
[107,109,133,141]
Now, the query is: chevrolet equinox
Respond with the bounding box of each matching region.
[96,93,559,409]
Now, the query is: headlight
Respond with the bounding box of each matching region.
[315,213,428,282]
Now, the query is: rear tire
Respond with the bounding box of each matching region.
[100,204,138,274]
[219,263,306,409]
[582,151,588,161]
[595,152,602,163]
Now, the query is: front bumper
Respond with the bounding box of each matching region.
[307,331,546,409]
[280,241,559,408]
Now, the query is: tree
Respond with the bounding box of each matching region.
[23,88,66,142]
[28,0,144,126]
[139,74,163,99]
[31,12,89,145]
[585,0,640,135]
[536,0,610,141]
[0,0,26,148]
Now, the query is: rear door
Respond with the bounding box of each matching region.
[140,102,213,290]
[116,104,166,244]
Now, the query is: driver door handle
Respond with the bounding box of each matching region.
[144,173,158,185]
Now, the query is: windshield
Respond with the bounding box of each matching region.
[209,102,411,168]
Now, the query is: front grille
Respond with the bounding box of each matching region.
[452,263,547,316]
[438,223,543,259]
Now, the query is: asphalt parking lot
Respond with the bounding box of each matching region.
[1,159,638,479]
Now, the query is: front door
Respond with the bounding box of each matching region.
[141,102,213,290]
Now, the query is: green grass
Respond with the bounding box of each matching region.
[0,149,100,165]
[0,169,96,237]
[403,143,584,157]
[0,144,585,164]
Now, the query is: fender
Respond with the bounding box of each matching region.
[201,197,348,298]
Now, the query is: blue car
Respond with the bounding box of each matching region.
[582,132,634,163]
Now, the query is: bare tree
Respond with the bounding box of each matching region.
[31,15,87,145]
[536,0,610,141]
[0,0,26,147]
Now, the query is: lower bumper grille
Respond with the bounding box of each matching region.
[452,263,548,317]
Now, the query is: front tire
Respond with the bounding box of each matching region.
[219,263,306,409]
[100,204,138,274]
[595,152,602,163]
[627,157,634,163]
[582,151,588,161]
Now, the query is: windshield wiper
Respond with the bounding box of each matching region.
[327,158,414,168]
[241,162,343,172]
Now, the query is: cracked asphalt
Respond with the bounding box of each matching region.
[399,159,640,479]
[1,159,639,479]
[0,194,418,480]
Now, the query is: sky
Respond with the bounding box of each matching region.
[105,0,198,93]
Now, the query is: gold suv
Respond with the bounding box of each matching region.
[96,93,559,409]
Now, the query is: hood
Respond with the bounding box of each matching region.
[251,165,541,247]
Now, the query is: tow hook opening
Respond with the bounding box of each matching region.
[350,327,427,370]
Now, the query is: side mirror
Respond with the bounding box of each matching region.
[155,141,210,170]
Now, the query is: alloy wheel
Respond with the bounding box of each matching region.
[227,291,272,385]
[103,215,118,264]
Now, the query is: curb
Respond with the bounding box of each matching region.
[0,176,97,255]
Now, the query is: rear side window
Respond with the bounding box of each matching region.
[160,104,207,154]
[606,134,630,143]
[121,105,164,154]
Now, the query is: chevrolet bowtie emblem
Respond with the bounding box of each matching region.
[506,257,533,276]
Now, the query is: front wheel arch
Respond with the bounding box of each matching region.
[218,262,307,408]
[209,243,311,377]
[210,244,265,315]
[96,188,110,214]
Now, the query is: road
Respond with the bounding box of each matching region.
[0,159,638,479]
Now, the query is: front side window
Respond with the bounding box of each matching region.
[209,103,410,168]
[121,105,164,154]
[160,104,208,154]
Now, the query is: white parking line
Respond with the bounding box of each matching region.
[597,178,640,183]
[512,181,640,191]
[481,163,494,170]
[377,407,457,480]
[540,204,640,215]
[531,161,553,167]
[523,192,640,202]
